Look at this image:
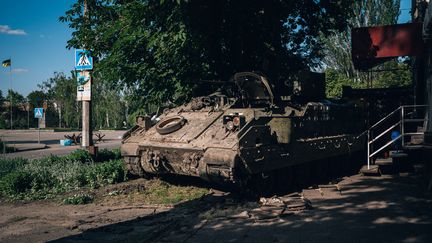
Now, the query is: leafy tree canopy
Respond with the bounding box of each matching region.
[6,90,25,105]
[27,91,46,108]
[61,0,354,109]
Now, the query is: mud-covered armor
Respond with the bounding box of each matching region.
[122,72,365,190]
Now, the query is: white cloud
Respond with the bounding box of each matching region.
[12,68,29,73]
[0,25,27,35]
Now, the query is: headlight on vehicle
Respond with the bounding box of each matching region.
[226,121,234,130]
[232,116,241,127]
[223,113,245,132]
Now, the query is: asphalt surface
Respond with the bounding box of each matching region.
[0,130,126,159]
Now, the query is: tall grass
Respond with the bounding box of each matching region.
[0,149,127,200]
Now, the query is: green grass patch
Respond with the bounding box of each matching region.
[140,179,209,205]
[0,149,127,200]
[63,193,93,205]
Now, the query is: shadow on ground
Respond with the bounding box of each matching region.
[50,163,432,243]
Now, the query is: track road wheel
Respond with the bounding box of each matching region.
[124,156,147,178]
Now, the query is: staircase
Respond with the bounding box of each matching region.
[363,105,430,174]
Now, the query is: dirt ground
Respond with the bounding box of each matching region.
[1,163,432,243]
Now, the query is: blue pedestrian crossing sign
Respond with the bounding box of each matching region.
[34,108,44,119]
[75,49,93,70]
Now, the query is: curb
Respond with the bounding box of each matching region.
[7,143,48,152]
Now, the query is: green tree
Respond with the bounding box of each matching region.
[61,0,354,116]
[374,62,412,88]
[37,71,128,129]
[6,90,25,104]
[39,72,78,128]
[0,90,6,129]
[27,91,46,108]
[92,78,126,129]
[26,91,47,128]
[5,90,27,128]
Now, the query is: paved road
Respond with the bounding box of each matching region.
[0,130,127,159]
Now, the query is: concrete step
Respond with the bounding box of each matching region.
[375,158,393,165]
[7,143,47,152]
[403,144,432,150]
[370,151,414,175]
[360,165,381,176]
[389,150,408,158]
[376,158,396,175]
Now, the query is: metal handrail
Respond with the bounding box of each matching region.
[356,129,369,139]
[368,121,401,145]
[400,104,429,108]
[369,134,402,158]
[403,119,429,122]
[368,106,401,131]
[403,132,426,136]
[366,104,429,170]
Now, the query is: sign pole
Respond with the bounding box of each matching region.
[82,100,92,147]
[81,0,93,149]
[27,100,29,129]
[38,118,40,144]
[34,108,44,144]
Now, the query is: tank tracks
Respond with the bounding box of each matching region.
[124,156,146,177]
[123,152,364,196]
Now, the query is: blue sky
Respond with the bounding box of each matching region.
[0,1,74,97]
[0,0,413,97]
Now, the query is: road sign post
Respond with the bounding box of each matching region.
[76,71,91,101]
[34,108,44,144]
[75,50,93,71]
[75,48,93,149]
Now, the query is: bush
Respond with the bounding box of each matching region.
[0,158,28,178]
[0,171,33,195]
[24,156,87,192]
[66,149,93,163]
[0,151,127,200]
[85,159,127,188]
[95,148,122,162]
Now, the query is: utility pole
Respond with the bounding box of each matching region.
[81,0,94,151]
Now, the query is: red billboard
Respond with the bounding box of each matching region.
[352,23,424,70]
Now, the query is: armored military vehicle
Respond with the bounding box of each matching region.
[121,72,365,191]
